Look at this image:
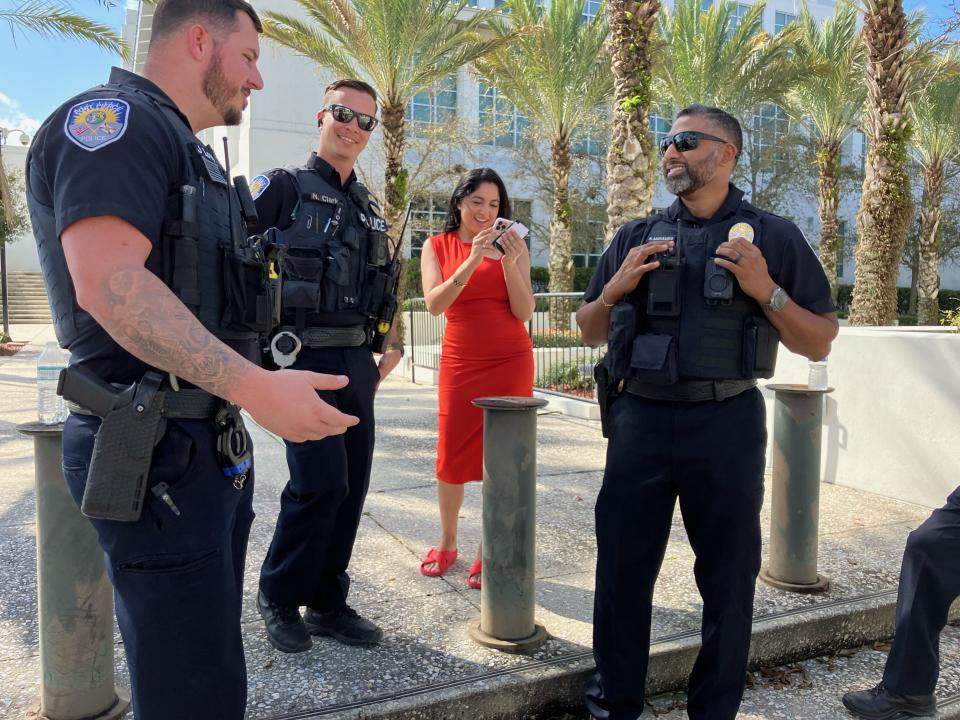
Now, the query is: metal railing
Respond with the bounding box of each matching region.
[406,292,604,401]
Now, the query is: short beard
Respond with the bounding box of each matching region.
[663,150,719,196]
[202,50,242,126]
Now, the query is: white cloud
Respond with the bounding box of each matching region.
[0,92,41,139]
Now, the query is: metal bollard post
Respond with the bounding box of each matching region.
[759,385,832,594]
[468,396,549,653]
[18,422,130,720]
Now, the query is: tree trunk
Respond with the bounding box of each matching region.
[917,161,943,325]
[849,0,913,326]
[605,0,660,241]
[548,138,574,331]
[380,98,410,342]
[815,138,842,303]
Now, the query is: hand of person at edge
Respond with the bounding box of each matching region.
[242,369,358,442]
[375,347,402,393]
[603,240,674,303]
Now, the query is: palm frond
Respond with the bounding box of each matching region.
[1,1,124,55]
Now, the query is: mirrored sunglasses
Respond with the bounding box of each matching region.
[658,130,732,156]
[322,103,379,132]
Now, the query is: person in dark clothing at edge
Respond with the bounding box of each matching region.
[249,78,403,653]
[24,2,359,718]
[842,494,960,718]
[577,104,839,720]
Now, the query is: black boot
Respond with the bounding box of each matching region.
[303,605,383,646]
[257,590,312,653]
[842,683,936,719]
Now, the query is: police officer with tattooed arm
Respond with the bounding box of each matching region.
[25,2,357,718]
[577,105,839,720]
[248,79,402,654]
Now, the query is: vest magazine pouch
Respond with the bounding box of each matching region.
[606,302,637,379]
[742,316,780,378]
[222,250,273,333]
[361,267,389,315]
[629,333,678,386]
[282,280,321,312]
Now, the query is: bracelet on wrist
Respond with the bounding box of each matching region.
[452,277,467,288]
[600,286,617,308]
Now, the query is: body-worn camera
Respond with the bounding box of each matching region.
[647,249,682,317]
[703,259,734,303]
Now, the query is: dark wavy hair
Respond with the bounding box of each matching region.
[443,168,511,233]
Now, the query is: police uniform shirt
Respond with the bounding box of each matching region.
[248,153,358,235]
[26,67,259,383]
[585,184,836,316]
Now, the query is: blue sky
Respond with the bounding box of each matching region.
[0,0,955,140]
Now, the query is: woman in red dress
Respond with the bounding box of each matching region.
[418,168,535,588]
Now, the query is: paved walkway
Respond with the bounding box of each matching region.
[0,324,957,719]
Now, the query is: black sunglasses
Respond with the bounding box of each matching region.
[322,103,379,131]
[658,130,733,156]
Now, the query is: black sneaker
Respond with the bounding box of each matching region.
[256,589,312,654]
[842,683,936,719]
[303,605,383,647]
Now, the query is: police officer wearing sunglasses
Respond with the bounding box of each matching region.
[578,105,839,720]
[249,79,402,653]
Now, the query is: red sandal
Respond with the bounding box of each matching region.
[467,558,482,589]
[420,548,458,577]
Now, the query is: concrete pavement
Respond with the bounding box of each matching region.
[0,324,957,719]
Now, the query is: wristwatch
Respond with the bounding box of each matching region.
[763,286,789,312]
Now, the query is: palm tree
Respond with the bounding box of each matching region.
[261,0,512,233]
[652,0,803,119]
[605,0,661,239]
[1,2,124,54]
[909,66,960,325]
[475,0,612,324]
[785,3,865,302]
[849,0,914,326]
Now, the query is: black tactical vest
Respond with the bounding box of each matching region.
[605,200,780,384]
[34,84,272,355]
[275,166,394,331]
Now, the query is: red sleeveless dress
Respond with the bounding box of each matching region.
[431,232,534,484]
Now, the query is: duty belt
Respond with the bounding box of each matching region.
[295,326,368,349]
[622,378,757,403]
[68,387,221,419]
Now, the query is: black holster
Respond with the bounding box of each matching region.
[594,362,613,438]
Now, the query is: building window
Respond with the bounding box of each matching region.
[572,205,607,268]
[702,0,752,29]
[774,10,796,33]
[406,75,457,135]
[836,220,855,278]
[572,127,607,158]
[409,195,450,257]
[582,0,602,21]
[751,104,789,158]
[649,113,671,148]
[479,83,529,147]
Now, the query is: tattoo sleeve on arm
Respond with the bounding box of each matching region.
[100,266,255,400]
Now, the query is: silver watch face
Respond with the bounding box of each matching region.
[769,287,788,311]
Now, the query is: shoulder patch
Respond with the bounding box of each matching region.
[250,174,271,200]
[64,98,130,152]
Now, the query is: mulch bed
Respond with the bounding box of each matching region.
[0,341,26,357]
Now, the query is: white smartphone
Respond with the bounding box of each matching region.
[492,217,530,254]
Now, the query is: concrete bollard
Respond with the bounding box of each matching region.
[18,422,130,720]
[758,385,832,594]
[468,396,549,653]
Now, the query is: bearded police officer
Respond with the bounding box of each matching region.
[250,79,402,653]
[25,2,359,717]
[578,105,839,720]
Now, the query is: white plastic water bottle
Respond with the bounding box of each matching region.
[37,342,69,424]
[807,357,828,391]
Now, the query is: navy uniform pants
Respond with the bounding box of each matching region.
[62,412,255,720]
[882,485,960,696]
[583,388,767,720]
[259,346,379,611]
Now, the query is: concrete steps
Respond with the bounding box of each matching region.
[0,272,51,324]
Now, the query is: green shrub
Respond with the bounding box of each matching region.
[528,266,597,293]
[531,266,550,293]
[404,261,422,299]
[539,360,595,391]
[941,307,960,328]
[531,330,584,348]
